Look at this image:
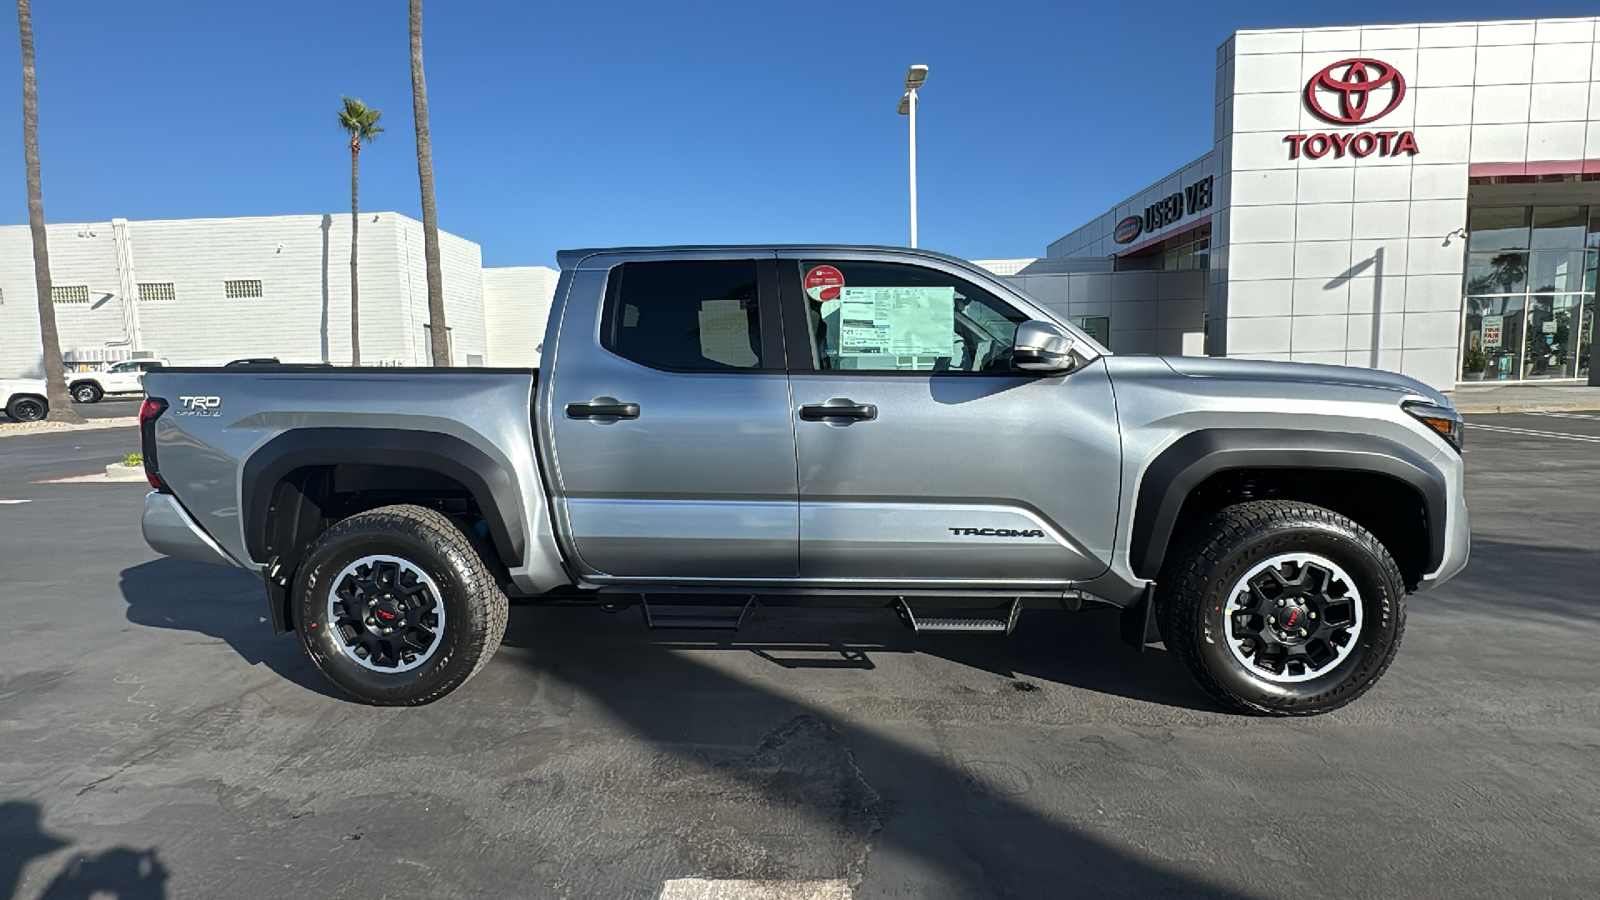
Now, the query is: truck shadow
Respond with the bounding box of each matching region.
[497,604,1247,898]
[117,558,339,699]
[0,800,168,900]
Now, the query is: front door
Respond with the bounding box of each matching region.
[780,254,1121,587]
[544,255,799,580]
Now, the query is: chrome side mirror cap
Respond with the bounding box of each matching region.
[1012,320,1077,372]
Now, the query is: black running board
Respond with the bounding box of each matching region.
[896,598,1022,634]
[640,595,756,630]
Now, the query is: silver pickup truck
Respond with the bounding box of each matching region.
[140,245,1468,715]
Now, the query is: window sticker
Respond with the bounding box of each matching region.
[804,265,845,303]
[835,286,956,359]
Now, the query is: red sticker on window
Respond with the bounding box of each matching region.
[804,265,844,303]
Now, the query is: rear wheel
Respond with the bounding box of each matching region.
[5,395,46,422]
[72,383,102,403]
[1156,500,1405,716]
[293,504,509,705]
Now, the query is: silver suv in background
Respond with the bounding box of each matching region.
[138,245,1469,715]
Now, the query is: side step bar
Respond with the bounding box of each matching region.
[896,598,1022,635]
[640,595,756,630]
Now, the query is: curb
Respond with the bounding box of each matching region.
[1451,401,1600,415]
[0,416,138,437]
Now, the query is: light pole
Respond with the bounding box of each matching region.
[897,64,928,248]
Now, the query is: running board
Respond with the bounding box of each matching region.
[640,595,755,630]
[896,598,1022,635]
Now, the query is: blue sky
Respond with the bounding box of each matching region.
[0,1,1594,267]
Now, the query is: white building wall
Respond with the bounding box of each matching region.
[974,259,1209,355]
[393,216,488,365]
[0,212,488,378]
[1220,16,1600,389]
[1047,152,1220,259]
[482,266,559,367]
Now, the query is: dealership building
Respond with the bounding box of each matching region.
[985,14,1600,390]
[0,213,557,379]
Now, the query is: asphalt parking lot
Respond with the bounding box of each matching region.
[1,413,1597,900]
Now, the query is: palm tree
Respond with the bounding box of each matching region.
[16,0,79,423]
[337,96,383,366]
[410,0,449,366]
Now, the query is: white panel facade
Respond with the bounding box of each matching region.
[0,213,492,379]
[482,265,560,367]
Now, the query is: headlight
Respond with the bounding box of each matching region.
[1403,400,1463,452]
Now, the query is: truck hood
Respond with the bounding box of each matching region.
[1155,356,1451,407]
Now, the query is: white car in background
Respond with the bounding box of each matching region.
[0,378,49,422]
[67,358,169,404]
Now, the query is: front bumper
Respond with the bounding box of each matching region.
[142,491,241,568]
[1418,448,1470,590]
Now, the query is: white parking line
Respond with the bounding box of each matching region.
[1527,411,1599,420]
[0,499,31,504]
[1471,423,1600,443]
[658,879,851,900]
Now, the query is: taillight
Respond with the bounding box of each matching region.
[139,397,169,490]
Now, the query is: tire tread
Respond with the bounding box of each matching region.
[297,503,508,706]
[1156,499,1406,717]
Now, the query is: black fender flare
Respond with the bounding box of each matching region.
[241,427,526,570]
[1129,428,1447,580]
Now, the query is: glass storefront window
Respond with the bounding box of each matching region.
[1466,251,1528,294]
[1523,295,1584,379]
[1530,206,1588,249]
[1461,296,1526,381]
[1468,207,1531,251]
[1528,251,1588,293]
[1579,303,1594,380]
[1462,204,1595,383]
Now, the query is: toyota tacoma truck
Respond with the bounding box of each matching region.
[140,245,1469,715]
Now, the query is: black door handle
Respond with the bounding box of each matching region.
[799,400,877,422]
[566,399,640,419]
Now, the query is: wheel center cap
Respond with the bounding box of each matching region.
[1275,604,1309,637]
[373,601,401,626]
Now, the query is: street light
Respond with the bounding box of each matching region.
[897,64,928,248]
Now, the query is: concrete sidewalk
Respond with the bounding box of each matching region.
[1444,382,1600,414]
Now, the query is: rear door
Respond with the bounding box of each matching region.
[543,253,799,580]
[779,253,1121,586]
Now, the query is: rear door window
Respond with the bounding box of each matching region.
[602,260,774,371]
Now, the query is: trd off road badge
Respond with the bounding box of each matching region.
[175,396,222,417]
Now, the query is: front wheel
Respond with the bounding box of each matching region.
[5,395,47,422]
[293,504,509,705]
[1156,500,1405,716]
[72,383,103,403]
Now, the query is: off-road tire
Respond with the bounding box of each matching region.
[71,383,102,404]
[5,395,46,422]
[293,504,509,705]
[1156,500,1406,716]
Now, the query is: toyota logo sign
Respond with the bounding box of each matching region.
[1305,58,1406,125]
[1285,57,1418,160]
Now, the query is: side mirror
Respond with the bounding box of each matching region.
[1012,320,1077,372]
